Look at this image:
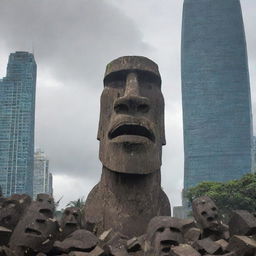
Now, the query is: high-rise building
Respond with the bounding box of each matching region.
[181,0,253,196]
[0,51,37,197]
[33,149,53,199]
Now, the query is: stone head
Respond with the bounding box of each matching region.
[60,207,81,239]
[9,194,58,254]
[0,194,31,230]
[192,196,220,231]
[146,216,184,256]
[98,56,165,174]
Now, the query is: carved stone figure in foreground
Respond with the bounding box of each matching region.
[83,56,171,238]
[192,195,229,240]
[9,194,58,255]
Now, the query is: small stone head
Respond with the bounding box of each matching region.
[9,194,58,254]
[98,56,165,174]
[60,207,81,239]
[146,216,184,256]
[192,196,220,231]
[0,194,31,230]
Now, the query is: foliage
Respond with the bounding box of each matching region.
[66,197,85,209]
[186,173,256,218]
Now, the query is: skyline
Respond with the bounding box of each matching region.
[0,0,255,208]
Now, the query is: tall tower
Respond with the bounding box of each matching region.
[33,149,53,199]
[0,51,37,197]
[181,0,252,196]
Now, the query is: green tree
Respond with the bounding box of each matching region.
[186,173,256,218]
[66,197,85,209]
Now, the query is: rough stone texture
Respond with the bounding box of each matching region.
[9,194,57,255]
[59,207,81,241]
[0,246,16,256]
[215,239,229,252]
[192,196,220,231]
[83,56,171,238]
[170,244,201,256]
[184,227,201,244]
[0,194,31,230]
[182,0,252,194]
[228,210,256,236]
[192,238,222,255]
[0,226,12,246]
[53,230,98,254]
[145,216,186,256]
[226,235,256,255]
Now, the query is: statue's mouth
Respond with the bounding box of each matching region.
[109,123,155,143]
[25,228,42,236]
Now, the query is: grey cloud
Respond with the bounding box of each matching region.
[0,0,150,86]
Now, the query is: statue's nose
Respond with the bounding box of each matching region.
[114,72,150,114]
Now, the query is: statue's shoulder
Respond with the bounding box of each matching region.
[159,188,171,216]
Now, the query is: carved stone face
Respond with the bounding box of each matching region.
[146,216,184,256]
[60,207,81,239]
[9,194,58,254]
[0,194,31,230]
[98,56,165,174]
[192,196,220,231]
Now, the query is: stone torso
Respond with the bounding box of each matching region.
[83,168,171,238]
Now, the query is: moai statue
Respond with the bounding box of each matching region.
[0,194,31,230]
[9,194,58,255]
[144,216,185,256]
[83,56,171,238]
[192,196,229,240]
[59,207,81,240]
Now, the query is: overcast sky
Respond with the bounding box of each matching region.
[0,0,255,209]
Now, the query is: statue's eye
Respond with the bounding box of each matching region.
[201,211,207,216]
[212,207,217,211]
[157,227,165,232]
[170,227,181,233]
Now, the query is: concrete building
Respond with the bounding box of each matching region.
[33,149,53,199]
[0,52,37,197]
[181,0,252,198]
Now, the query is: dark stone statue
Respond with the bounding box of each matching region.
[0,194,31,230]
[59,207,81,240]
[144,216,186,256]
[83,56,171,238]
[192,195,229,240]
[9,194,58,255]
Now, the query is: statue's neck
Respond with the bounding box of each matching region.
[100,166,161,196]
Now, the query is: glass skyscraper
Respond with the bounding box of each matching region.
[0,51,37,197]
[181,0,253,193]
[33,149,53,199]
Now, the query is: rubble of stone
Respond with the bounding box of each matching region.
[0,194,255,255]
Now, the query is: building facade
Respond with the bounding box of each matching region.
[181,0,253,195]
[0,52,37,197]
[33,149,53,199]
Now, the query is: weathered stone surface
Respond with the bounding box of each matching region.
[0,194,31,230]
[0,226,12,246]
[170,244,201,256]
[228,210,256,236]
[53,229,98,253]
[145,216,185,256]
[59,207,81,241]
[0,246,16,256]
[127,236,144,252]
[184,227,201,244]
[83,56,171,238]
[9,194,57,255]
[192,196,220,231]
[226,235,256,255]
[215,239,229,251]
[192,238,222,255]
